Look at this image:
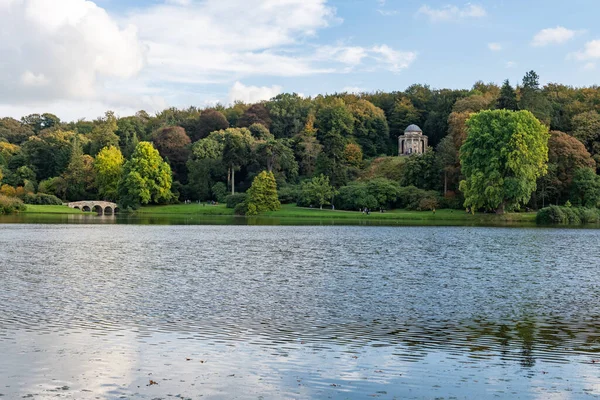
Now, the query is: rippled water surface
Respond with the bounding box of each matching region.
[1,224,600,399]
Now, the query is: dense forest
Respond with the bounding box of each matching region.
[1,70,600,214]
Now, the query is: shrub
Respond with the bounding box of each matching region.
[226,193,247,208]
[536,205,566,224]
[234,201,248,215]
[535,205,600,224]
[0,184,16,197]
[22,193,63,205]
[0,194,26,214]
[418,197,439,211]
[396,186,441,210]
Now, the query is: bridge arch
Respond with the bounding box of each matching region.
[67,201,119,215]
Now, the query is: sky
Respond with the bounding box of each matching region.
[1,0,599,121]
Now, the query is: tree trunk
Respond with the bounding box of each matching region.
[320,204,323,210]
[227,167,231,192]
[496,201,506,214]
[231,165,235,195]
[444,170,448,195]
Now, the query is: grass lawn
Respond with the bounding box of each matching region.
[263,204,536,223]
[23,205,93,214]
[135,203,536,224]
[135,203,235,216]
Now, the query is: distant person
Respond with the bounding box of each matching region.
[331,204,335,210]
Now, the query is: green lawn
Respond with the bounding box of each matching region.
[135,203,235,216]
[135,203,536,224]
[23,205,93,214]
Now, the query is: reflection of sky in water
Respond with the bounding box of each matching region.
[1,225,600,398]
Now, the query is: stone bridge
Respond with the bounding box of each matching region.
[67,201,118,215]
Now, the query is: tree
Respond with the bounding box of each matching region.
[519,71,551,125]
[192,110,229,142]
[536,131,595,206]
[348,99,389,156]
[300,174,335,209]
[238,103,271,128]
[152,126,191,179]
[63,137,91,201]
[459,110,549,213]
[266,93,312,138]
[221,128,254,194]
[0,118,34,144]
[246,170,281,215]
[571,168,600,207]
[95,146,124,201]
[118,142,173,208]
[256,138,298,182]
[389,97,420,138]
[343,143,363,167]
[572,111,600,157]
[88,111,119,156]
[497,79,519,110]
[22,130,74,180]
[21,113,60,134]
[293,114,322,177]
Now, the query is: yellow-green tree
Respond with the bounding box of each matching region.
[118,142,173,209]
[459,110,549,213]
[95,145,124,201]
[246,171,280,216]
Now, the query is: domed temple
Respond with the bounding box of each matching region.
[398,124,428,156]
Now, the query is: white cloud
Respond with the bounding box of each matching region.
[228,81,282,104]
[532,26,576,47]
[488,42,502,51]
[0,0,146,104]
[505,61,516,68]
[371,45,417,72]
[377,9,398,16]
[583,62,596,70]
[0,0,417,119]
[417,4,486,22]
[571,40,600,61]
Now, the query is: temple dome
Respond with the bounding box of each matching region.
[404,124,422,134]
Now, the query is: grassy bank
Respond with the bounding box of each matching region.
[23,205,92,214]
[134,203,536,224]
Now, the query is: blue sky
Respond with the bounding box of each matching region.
[0,0,599,121]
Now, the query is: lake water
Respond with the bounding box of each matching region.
[1,224,600,399]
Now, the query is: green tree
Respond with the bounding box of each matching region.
[519,71,551,125]
[221,128,254,194]
[300,174,335,209]
[95,145,124,201]
[570,168,600,207]
[497,79,519,110]
[266,93,312,138]
[118,142,173,209]
[348,99,389,156]
[572,111,600,157]
[88,111,119,156]
[246,170,281,215]
[459,109,549,213]
[22,130,74,180]
[63,137,88,201]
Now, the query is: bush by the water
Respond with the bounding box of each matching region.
[536,205,600,224]
[396,186,442,211]
[225,193,247,208]
[22,193,63,205]
[277,185,300,204]
[0,194,26,214]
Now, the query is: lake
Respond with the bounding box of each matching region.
[1,224,600,399]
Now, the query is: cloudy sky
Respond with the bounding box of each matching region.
[0,0,598,121]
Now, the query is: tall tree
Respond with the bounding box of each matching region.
[246,170,281,215]
[496,79,519,110]
[459,110,549,213]
[88,111,119,156]
[519,71,551,125]
[300,174,335,209]
[221,128,254,194]
[266,93,312,138]
[118,142,173,208]
[95,145,124,201]
[348,99,389,157]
